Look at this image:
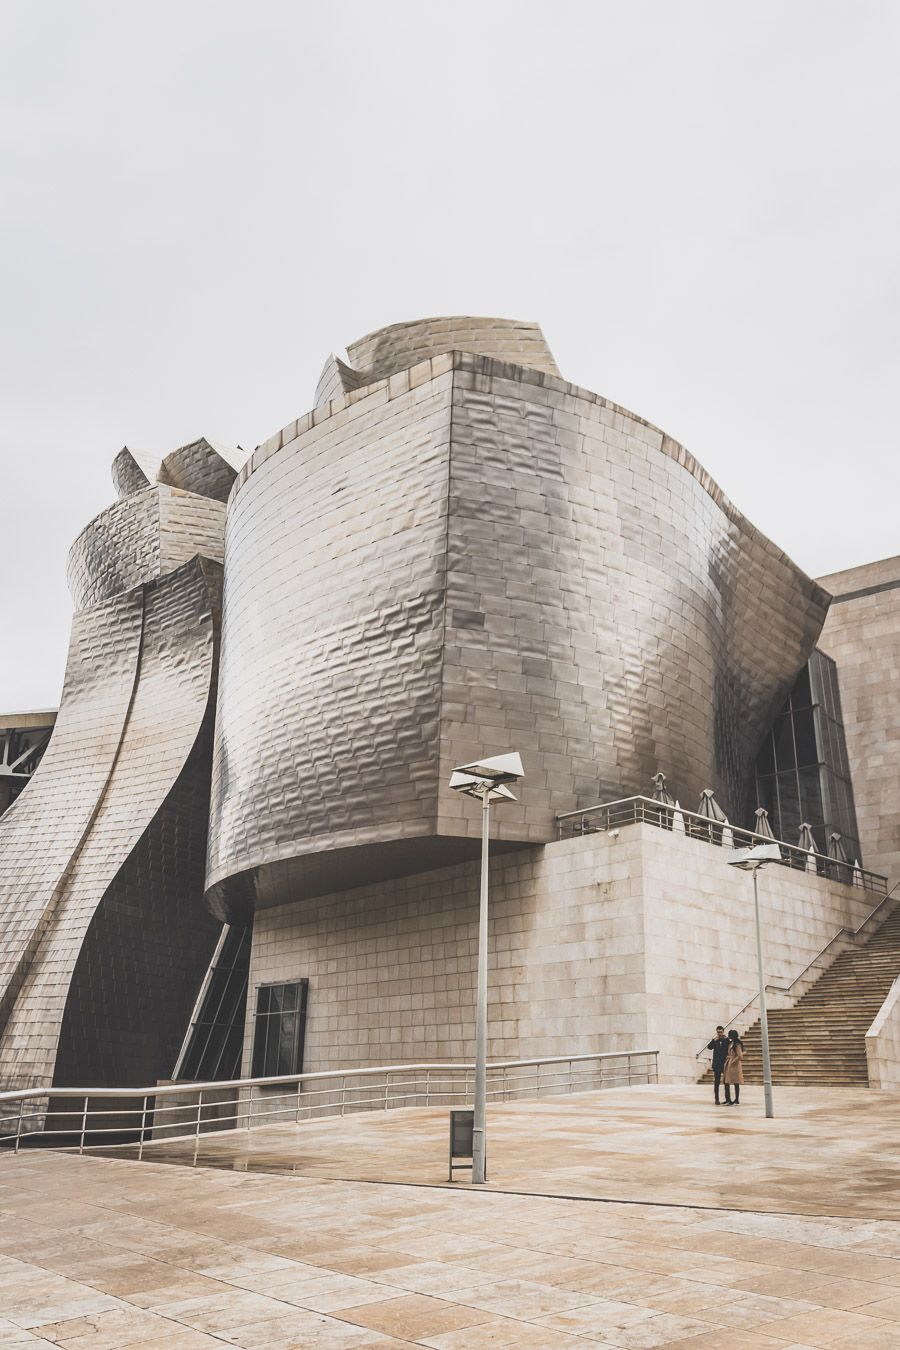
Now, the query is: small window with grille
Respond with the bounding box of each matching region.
[251,980,309,1078]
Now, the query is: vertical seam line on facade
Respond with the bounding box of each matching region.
[434,356,456,824]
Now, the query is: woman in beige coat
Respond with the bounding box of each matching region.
[723,1030,744,1105]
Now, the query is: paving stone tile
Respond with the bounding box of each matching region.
[761,1304,896,1344]
[30,1306,167,1347]
[457,1277,600,1320]
[3,1099,900,1350]
[214,1307,389,1346]
[331,1293,492,1339]
[852,1291,900,1319]
[420,1316,592,1347]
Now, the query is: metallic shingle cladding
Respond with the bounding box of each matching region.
[157,437,242,503]
[207,330,828,917]
[67,486,226,611]
[206,361,455,914]
[0,478,225,1092]
[313,317,559,411]
[346,316,561,382]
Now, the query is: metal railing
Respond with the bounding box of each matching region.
[557,796,887,894]
[694,881,900,1059]
[0,1049,659,1156]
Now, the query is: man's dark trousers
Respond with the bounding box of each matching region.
[708,1038,729,1102]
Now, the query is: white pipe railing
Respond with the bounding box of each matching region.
[0,1049,659,1156]
[557,796,887,894]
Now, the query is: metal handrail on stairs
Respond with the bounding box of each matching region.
[695,881,900,1060]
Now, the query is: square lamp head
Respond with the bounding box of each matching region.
[728,843,782,871]
[448,751,524,802]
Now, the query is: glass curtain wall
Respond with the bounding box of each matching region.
[753,649,861,861]
[175,924,251,1081]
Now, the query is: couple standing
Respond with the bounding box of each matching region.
[707,1026,744,1104]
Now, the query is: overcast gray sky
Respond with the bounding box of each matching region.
[2,1,897,710]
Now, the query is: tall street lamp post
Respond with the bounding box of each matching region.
[728,841,781,1118]
[448,751,524,1184]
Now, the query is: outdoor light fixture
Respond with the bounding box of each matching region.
[728,842,781,1118]
[448,750,524,1184]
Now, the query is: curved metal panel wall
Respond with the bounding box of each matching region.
[0,467,226,1092]
[438,356,828,841]
[208,333,828,918]
[345,315,560,384]
[67,486,225,611]
[0,557,222,1091]
[206,359,456,917]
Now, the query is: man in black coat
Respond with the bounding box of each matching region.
[707,1026,729,1104]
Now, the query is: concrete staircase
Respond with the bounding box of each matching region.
[704,906,900,1087]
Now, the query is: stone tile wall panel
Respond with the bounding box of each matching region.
[817,555,900,883]
[245,825,870,1083]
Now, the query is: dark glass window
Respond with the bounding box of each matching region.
[752,649,861,860]
[792,707,817,768]
[790,664,812,710]
[176,925,251,1082]
[756,732,775,776]
[251,980,309,1078]
[773,715,796,773]
[798,766,823,823]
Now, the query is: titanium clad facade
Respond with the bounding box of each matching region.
[207,319,829,920]
[0,439,237,1093]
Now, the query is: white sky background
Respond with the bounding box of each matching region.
[1,1,898,709]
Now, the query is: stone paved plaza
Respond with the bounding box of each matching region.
[1,1087,900,1347]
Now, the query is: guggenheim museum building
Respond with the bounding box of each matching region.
[1,316,898,1101]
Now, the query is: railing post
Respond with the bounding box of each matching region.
[195,1089,203,1142]
[14,1097,25,1154]
[295,1079,302,1124]
[383,1073,390,1111]
[425,1069,430,1107]
[568,1059,573,1095]
[246,1084,253,1130]
[138,1094,148,1159]
[340,1076,346,1116]
[79,1095,88,1154]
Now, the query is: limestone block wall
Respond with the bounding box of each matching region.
[637,827,872,1076]
[866,977,900,1091]
[817,555,900,883]
[243,824,871,1084]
